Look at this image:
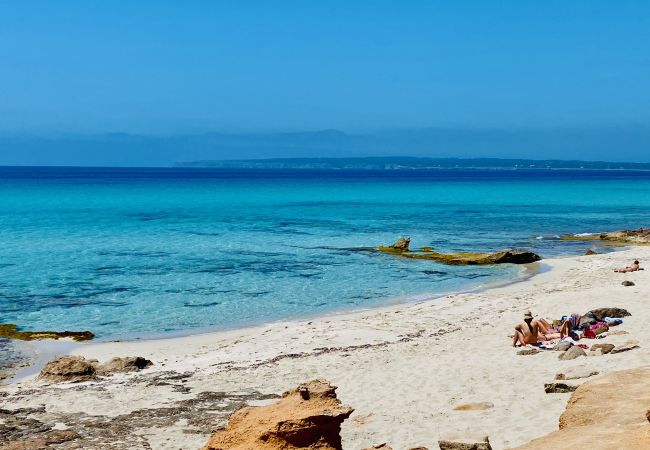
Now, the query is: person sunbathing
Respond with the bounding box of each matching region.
[512,311,542,347]
[614,260,640,273]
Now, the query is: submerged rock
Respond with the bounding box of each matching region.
[584,248,597,255]
[376,246,541,266]
[201,380,353,450]
[0,324,94,342]
[390,237,411,251]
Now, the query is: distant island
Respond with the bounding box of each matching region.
[175,157,650,170]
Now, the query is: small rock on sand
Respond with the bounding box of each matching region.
[553,341,572,351]
[621,280,635,286]
[453,402,494,411]
[606,329,629,336]
[517,348,540,356]
[544,382,578,394]
[38,356,97,383]
[438,433,492,450]
[610,339,640,354]
[363,445,393,450]
[98,356,153,374]
[590,343,615,354]
[590,307,631,321]
[558,346,586,360]
[555,367,599,380]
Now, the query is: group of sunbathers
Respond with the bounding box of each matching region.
[513,311,623,347]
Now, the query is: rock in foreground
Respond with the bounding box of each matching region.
[202,380,353,450]
[438,432,492,450]
[514,367,650,449]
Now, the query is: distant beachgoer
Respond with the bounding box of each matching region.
[512,311,541,347]
[614,260,640,273]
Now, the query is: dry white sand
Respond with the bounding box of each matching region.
[2,247,650,449]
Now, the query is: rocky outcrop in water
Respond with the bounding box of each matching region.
[0,324,94,342]
[376,245,540,266]
[514,367,650,449]
[561,228,650,245]
[201,380,353,450]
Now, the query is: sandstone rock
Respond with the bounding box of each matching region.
[391,237,410,251]
[610,339,640,354]
[98,356,153,374]
[517,348,539,355]
[408,447,429,450]
[201,380,353,450]
[453,402,494,411]
[584,249,597,255]
[590,343,614,354]
[1,430,80,450]
[513,367,650,449]
[438,433,492,450]
[544,383,578,394]
[589,307,631,321]
[362,444,393,450]
[622,280,635,286]
[555,367,599,380]
[38,356,97,383]
[558,346,586,361]
[553,341,572,351]
[562,228,650,244]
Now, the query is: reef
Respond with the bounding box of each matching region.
[377,240,540,265]
[0,324,95,342]
[560,228,650,245]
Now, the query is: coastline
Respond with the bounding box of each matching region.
[2,247,649,449]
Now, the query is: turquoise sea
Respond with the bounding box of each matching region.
[1,167,650,352]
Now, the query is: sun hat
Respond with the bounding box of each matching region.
[523,311,533,319]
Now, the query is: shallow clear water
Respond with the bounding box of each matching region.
[1,167,650,342]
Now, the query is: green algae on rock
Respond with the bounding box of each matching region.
[376,246,541,265]
[0,324,94,342]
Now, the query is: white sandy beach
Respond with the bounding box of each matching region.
[2,247,649,449]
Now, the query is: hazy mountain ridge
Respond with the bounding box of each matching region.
[1,126,649,166]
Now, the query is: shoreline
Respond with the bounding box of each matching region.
[5,258,541,384]
[2,247,649,449]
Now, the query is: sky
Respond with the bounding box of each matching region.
[0,1,649,163]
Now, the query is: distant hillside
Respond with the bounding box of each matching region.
[175,157,650,170]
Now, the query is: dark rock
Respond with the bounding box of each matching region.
[590,343,615,354]
[622,280,635,286]
[553,341,572,351]
[363,445,393,450]
[98,356,153,374]
[559,346,586,361]
[589,308,631,321]
[38,356,97,383]
[544,383,578,394]
[376,246,541,266]
[438,433,492,450]
[584,249,597,256]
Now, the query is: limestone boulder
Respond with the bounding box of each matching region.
[589,344,614,355]
[558,346,586,361]
[38,356,97,383]
[553,341,572,351]
[98,356,153,374]
[201,380,353,450]
[555,367,599,380]
[610,339,640,354]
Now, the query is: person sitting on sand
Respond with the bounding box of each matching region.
[512,311,542,347]
[559,313,582,340]
[614,260,640,273]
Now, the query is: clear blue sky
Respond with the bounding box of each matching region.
[1,1,648,136]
